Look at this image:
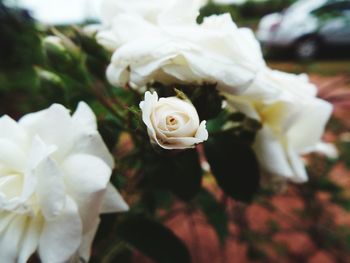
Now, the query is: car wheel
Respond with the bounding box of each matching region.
[295,37,320,60]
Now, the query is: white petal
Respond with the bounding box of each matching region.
[140,91,159,142]
[19,104,75,162]
[18,216,43,263]
[36,157,66,220]
[27,135,57,170]
[0,138,26,172]
[286,146,308,183]
[0,215,26,263]
[72,102,97,131]
[21,136,56,203]
[158,0,201,26]
[106,62,130,87]
[195,121,209,141]
[157,136,205,150]
[0,212,16,233]
[0,115,28,147]
[39,197,82,263]
[310,142,339,159]
[77,218,100,262]
[70,132,114,169]
[253,126,294,179]
[288,98,333,152]
[63,154,111,233]
[101,183,129,213]
[96,30,121,52]
[225,95,260,120]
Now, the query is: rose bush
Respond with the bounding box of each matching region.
[0,102,128,263]
[140,91,208,149]
[0,1,339,262]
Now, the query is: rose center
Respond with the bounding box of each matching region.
[166,116,178,126]
[165,115,181,131]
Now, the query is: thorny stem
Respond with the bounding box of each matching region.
[91,81,126,120]
[92,80,146,144]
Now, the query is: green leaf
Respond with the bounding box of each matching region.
[98,118,122,151]
[190,84,223,121]
[0,5,44,69]
[117,214,191,263]
[204,131,260,202]
[142,149,203,201]
[206,110,230,134]
[196,189,228,243]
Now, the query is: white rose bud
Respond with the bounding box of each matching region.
[139,91,208,149]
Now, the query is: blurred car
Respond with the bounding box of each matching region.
[257,0,350,59]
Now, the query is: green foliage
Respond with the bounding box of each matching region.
[98,117,122,151]
[195,189,229,243]
[0,4,44,114]
[190,84,223,121]
[204,131,260,202]
[198,1,240,23]
[339,141,350,169]
[141,149,203,201]
[239,0,296,18]
[198,0,297,26]
[0,4,43,68]
[152,82,223,121]
[117,214,191,263]
[206,110,231,133]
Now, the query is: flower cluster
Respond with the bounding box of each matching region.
[98,0,333,182]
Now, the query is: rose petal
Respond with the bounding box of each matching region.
[72,102,97,131]
[36,157,66,220]
[0,138,26,172]
[101,183,129,213]
[195,121,209,141]
[140,91,159,142]
[62,153,112,233]
[288,98,333,152]
[0,214,26,262]
[18,216,43,263]
[76,218,100,262]
[19,104,75,162]
[286,146,308,183]
[253,126,294,179]
[39,196,82,263]
[70,132,114,169]
[0,115,28,148]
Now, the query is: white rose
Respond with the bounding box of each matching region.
[139,91,208,149]
[225,70,333,183]
[99,0,204,26]
[97,0,203,52]
[0,102,128,263]
[97,0,265,92]
[103,13,265,93]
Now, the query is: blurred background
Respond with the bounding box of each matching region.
[5,0,350,61]
[2,0,350,262]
